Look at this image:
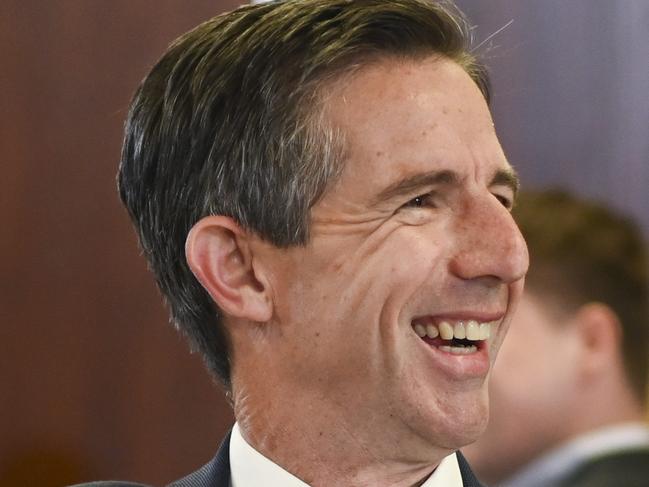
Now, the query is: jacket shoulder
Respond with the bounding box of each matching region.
[167,432,231,487]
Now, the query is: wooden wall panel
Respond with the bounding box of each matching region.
[1,2,242,485]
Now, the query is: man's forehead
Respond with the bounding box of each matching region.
[314,56,507,205]
[322,56,482,117]
[323,59,494,150]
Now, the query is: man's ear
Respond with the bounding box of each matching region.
[185,216,273,323]
[573,302,622,375]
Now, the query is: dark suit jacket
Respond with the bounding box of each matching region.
[557,448,649,487]
[73,431,485,487]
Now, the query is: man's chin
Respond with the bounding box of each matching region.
[419,388,490,451]
[456,412,489,448]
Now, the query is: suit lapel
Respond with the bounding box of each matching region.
[457,451,485,487]
[167,432,231,487]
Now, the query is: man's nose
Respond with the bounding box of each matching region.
[449,197,529,285]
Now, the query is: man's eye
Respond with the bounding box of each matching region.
[404,194,436,209]
[494,193,513,210]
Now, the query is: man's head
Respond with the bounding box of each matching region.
[119,0,492,388]
[119,0,528,471]
[464,190,649,484]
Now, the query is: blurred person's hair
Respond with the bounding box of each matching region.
[514,190,649,405]
[117,0,489,388]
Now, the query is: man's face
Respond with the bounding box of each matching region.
[463,292,581,482]
[252,57,528,456]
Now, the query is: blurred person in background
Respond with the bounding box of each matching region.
[464,190,649,487]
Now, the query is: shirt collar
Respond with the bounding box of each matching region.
[230,423,309,487]
[501,422,649,487]
[229,422,464,487]
[421,451,463,487]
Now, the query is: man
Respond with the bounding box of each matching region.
[111,1,528,485]
[464,190,649,487]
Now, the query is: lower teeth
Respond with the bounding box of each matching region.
[439,345,477,355]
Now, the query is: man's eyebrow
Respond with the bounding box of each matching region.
[490,168,520,196]
[371,170,459,206]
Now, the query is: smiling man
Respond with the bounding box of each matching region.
[115,1,528,486]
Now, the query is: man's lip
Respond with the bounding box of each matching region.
[415,334,492,378]
[411,312,505,324]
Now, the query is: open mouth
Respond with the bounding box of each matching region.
[412,318,495,355]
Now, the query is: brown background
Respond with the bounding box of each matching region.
[1,2,240,486]
[3,1,648,486]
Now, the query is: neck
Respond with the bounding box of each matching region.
[568,370,646,438]
[232,381,449,487]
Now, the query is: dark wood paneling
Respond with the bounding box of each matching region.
[1,2,242,485]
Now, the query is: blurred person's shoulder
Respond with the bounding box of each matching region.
[559,448,649,487]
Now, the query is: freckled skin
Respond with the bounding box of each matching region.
[230,57,528,487]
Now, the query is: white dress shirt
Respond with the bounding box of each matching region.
[229,422,464,486]
[500,422,649,487]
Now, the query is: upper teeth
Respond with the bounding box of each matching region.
[413,320,493,341]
